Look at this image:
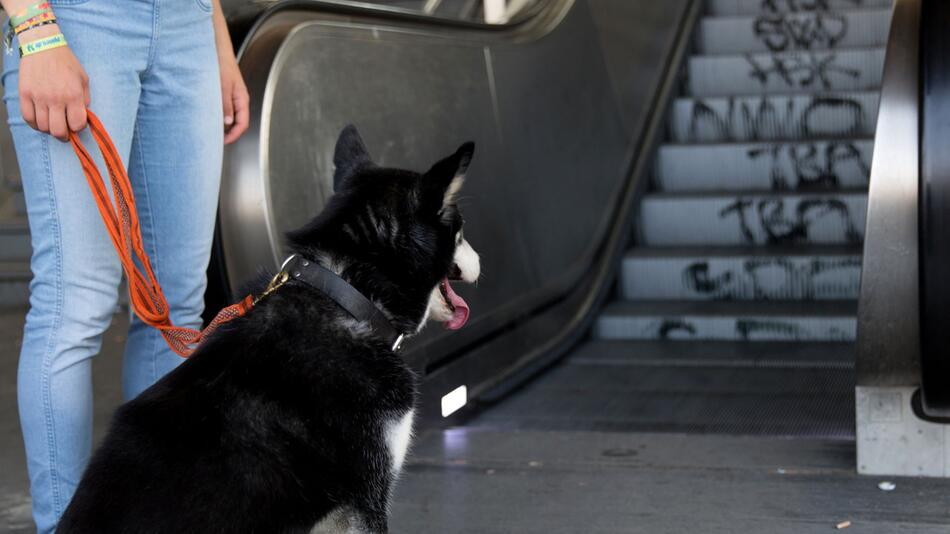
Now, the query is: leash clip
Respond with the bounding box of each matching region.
[253,271,289,305]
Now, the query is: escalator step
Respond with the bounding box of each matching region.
[0,219,31,262]
[669,91,879,143]
[569,339,855,368]
[594,300,857,341]
[0,261,30,308]
[698,9,891,54]
[476,351,855,436]
[688,48,884,97]
[620,246,861,300]
[707,0,892,17]
[639,190,866,246]
[655,139,872,192]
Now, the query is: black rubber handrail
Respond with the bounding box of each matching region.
[917,0,950,419]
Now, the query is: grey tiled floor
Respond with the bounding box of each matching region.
[1,309,949,533]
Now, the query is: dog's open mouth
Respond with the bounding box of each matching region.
[439,276,470,330]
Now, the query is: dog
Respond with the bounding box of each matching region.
[57,126,480,534]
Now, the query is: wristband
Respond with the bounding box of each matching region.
[9,2,51,27]
[14,11,55,35]
[14,18,56,36]
[5,12,57,53]
[19,32,65,57]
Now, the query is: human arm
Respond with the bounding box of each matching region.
[1,0,89,141]
[211,0,248,145]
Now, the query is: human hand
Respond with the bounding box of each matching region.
[219,54,248,144]
[18,24,89,141]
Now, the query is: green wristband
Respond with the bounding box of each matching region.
[19,32,65,57]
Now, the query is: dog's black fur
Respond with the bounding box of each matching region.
[58,127,476,534]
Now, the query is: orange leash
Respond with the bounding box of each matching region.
[69,110,254,357]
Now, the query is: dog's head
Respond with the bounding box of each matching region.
[286,125,480,336]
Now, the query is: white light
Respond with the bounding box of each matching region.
[441,385,467,417]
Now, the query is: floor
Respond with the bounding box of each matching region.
[1,308,949,533]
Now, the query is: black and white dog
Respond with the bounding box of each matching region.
[58,126,480,534]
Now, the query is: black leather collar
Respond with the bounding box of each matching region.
[279,255,405,351]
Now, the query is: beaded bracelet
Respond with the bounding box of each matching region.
[19,32,66,57]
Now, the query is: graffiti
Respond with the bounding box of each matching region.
[736,319,806,341]
[737,318,851,341]
[802,96,866,137]
[760,0,864,13]
[745,52,860,89]
[648,317,852,341]
[683,257,861,300]
[718,197,861,245]
[746,141,870,189]
[754,12,848,51]
[686,95,867,142]
[658,320,697,340]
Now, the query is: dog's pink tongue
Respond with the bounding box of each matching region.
[442,278,469,330]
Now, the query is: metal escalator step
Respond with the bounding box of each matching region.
[569,339,854,368]
[594,300,857,341]
[655,139,872,191]
[0,261,30,307]
[698,9,891,54]
[688,48,884,97]
[639,190,866,246]
[708,0,891,17]
[0,219,31,262]
[476,349,855,436]
[670,91,879,143]
[620,245,861,300]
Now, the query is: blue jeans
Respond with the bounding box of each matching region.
[2,0,223,531]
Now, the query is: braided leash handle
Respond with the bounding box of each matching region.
[69,110,252,357]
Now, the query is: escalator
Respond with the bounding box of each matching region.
[467,0,892,437]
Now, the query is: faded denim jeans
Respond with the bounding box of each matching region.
[2,0,222,531]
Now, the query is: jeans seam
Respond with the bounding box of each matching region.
[133,131,162,384]
[37,133,66,517]
[142,0,161,78]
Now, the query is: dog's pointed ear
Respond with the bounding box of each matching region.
[423,141,474,210]
[333,125,374,191]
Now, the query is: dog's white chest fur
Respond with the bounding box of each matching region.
[386,409,414,474]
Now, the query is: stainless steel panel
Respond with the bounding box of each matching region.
[855,0,920,386]
[220,0,629,358]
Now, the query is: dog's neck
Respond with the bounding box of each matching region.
[289,247,425,336]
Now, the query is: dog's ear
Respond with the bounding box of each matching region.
[333,125,374,191]
[423,141,474,211]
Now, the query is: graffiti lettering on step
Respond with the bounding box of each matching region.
[717,197,861,245]
[687,95,867,142]
[683,257,861,300]
[746,141,870,189]
[759,0,864,13]
[658,319,698,340]
[736,319,807,341]
[737,318,850,341]
[802,96,865,137]
[753,12,848,51]
[745,52,860,90]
